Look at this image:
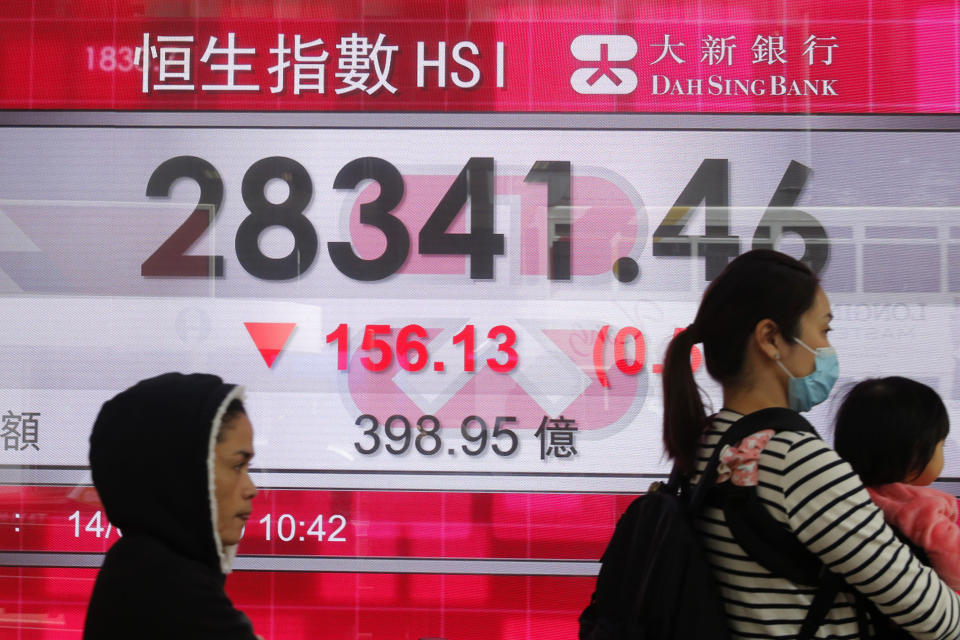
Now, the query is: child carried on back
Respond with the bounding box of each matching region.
[834,376,960,588]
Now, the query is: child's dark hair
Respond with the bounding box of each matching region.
[834,377,949,486]
[662,249,820,473]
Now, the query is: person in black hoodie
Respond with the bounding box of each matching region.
[84,372,263,639]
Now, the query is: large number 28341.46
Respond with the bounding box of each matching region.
[142,155,828,283]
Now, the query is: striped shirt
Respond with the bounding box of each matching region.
[693,409,960,639]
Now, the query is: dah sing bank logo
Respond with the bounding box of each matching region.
[570,33,840,97]
[569,35,639,94]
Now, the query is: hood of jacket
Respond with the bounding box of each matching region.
[89,372,245,574]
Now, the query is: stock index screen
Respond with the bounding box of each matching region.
[2,1,960,638]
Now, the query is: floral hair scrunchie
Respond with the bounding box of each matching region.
[716,429,775,487]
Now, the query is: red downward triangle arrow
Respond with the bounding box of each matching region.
[244,322,296,368]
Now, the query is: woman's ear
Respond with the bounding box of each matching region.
[753,318,781,362]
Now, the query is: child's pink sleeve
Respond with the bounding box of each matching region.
[870,485,960,590]
[912,494,960,590]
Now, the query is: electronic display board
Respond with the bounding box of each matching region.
[2,1,960,638]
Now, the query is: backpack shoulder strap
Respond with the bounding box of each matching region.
[709,408,823,579]
[687,407,817,510]
[723,406,817,442]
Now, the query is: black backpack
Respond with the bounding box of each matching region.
[579,407,914,640]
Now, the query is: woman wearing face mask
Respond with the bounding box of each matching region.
[663,249,960,639]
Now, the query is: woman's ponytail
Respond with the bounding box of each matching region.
[662,324,706,474]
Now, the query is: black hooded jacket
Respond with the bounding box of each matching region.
[84,373,258,640]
